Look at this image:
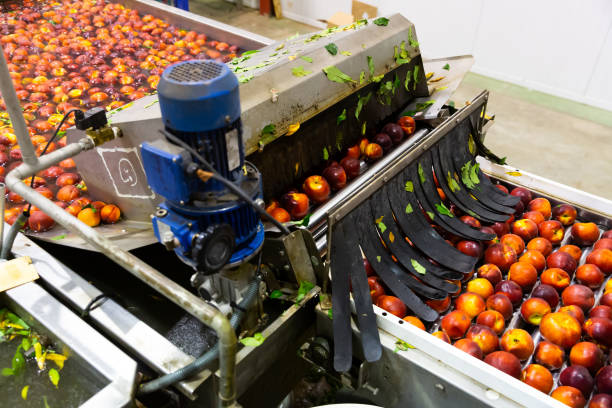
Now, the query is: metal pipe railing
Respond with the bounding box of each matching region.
[0,43,38,165]
[0,46,237,407]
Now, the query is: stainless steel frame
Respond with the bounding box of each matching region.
[2,281,137,407]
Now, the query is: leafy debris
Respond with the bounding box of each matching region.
[373,17,389,26]
[355,92,372,119]
[324,43,338,55]
[323,66,354,83]
[337,109,347,125]
[292,66,312,77]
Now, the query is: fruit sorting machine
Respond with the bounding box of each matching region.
[2,8,612,408]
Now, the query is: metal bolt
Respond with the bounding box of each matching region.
[434,383,445,392]
[255,198,264,208]
[180,200,185,205]
[187,223,192,228]
[172,157,177,162]
[279,250,285,257]
[225,115,231,123]
[383,176,388,182]
[283,264,290,271]
[155,208,167,217]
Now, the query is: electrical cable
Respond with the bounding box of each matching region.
[159,129,291,235]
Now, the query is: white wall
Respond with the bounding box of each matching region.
[283,0,612,111]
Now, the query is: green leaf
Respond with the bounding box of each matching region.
[361,122,366,135]
[21,338,31,351]
[405,204,413,214]
[3,311,29,329]
[416,100,435,112]
[143,100,158,109]
[404,68,412,91]
[323,66,354,83]
[51,234,66,241]
[394,339,415,352]
[395,57,411,66]
[426,211,435,220]
[242,50,260,56]
[359,71,366,84]
[296,280,315,303]
[469,162,481,185]
[49,368,60,388]
[355,92,372,119]
[413,66,420,90]
[323,147,329,160]
[447,172,461,192]
[404,181,413,192]
[367,56,375,76]
[275,43,285,50]
[12,349,25,375]
[337,108,347,125]
[418,163,426,184]
[461,162,476,189]
[393,45,398,60]
[269,290,283,299]
[372,74,384,83]
[298,214,311,227]
[21,385,28,400]
[291,66,312,77]
[262,124,275,136]
[435,203,454,217]
[324,43,338,55]
[238,74,254,83]
[376,256,381,263]
[411,259,426,275]
[408,26,419,48]
[377,221,387,234]
[499,157,507,165]
[327,309,333,319]
[373,17,389,26]
[399,41,408,59]
[341,51,352,56]
[2,367,13,376]
[336,131,343,151]
[43,396,51,408]
[443,63,450,70]
[392,73,400,95]
[300,56,313,63]
[448,100,455,108]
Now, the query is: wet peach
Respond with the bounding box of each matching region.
[477,264,502,287]
[500,234,525,256]
[501,328,534,360]
[466,324,499,355]
[547,251,578,275]
[455,292,486,319]
[484,351,522,379]
[571,222,600,246]
[484,243,517,272]
[522,364,553,394]
[528,197,552,220]
[570,342,605,375]
[576,264,605,289]
[510,219,538,242]
[586,249,612,275]
[562,284,595,312]
[541,267,571,292]
[520,297,551,326]
[402,316,425,330]
[539,220,565,244]
[77,207,100,227]
[431,331,451,343]
[527,237,553,256]
[486,293,514,320]
[441,310,471,339]
[508,261,538,291]
[558,305,586,325]
[454,338,483,360]
[551,386,586,408]
[534,341,565,370]
[476,310,505,335]
[522,210,545,226]
[466,278,494,300]
[559,244,583,263]
[540,312,582,349]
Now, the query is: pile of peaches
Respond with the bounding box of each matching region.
[265,116,416,222]
[0,0,240,232]
[368,185,612,408]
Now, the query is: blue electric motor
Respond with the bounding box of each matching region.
[141,60,264,274]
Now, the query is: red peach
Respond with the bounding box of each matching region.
[522,364,553,394]
[550,386,586,408]
[594,239,612,251]
[476,310,506,335]
[425,296,451,313]
[541,268,572,292]
[466,278,494,300]
[501,328,534,360]
[586,249,612,275]
[454,338,483,360]
[432,331,451,344]
[484,243,517,272]
[531,284,560,309]
[562,284,595,312]
[520,297,551,325]
[527,237,553,256]
[528,197,552,220]
[576,264,605,289]
[486,293,514,320]
[518,250,546,273]
[570,342,605,375]
[534,341,565,370]
[28,211,55,232]
[583,317,612,348]
[510,187,532,207]
[484,351,522,379]
[559,244,583,263]
[559,305,586,325]
[539,220,565,244]
[376,295,406,318]
[466,324,499,355]
[590,305,612,320]
[302,175,330,204]
[547,251,578,275]
[494,280,523,306]
[553,204,578,226]
[440,310,471,339]
[522,210,545,226]
[571,222,600,246]
[455,292,486,319]
[540,312,582,349]
[510,219,538,242]
[477,264,503,286]
[500,234,525,255]
[508,261,538,291]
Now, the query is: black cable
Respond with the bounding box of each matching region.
[25,109,82,215]
[159,129,291,235]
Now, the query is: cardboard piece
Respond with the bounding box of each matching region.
[352,0,377,20]
[0,257,38,293]
[327,11,354,28]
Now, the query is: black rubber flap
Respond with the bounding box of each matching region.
[410,152,496,241]
[330,216,381,372]
[352,205,439,322]
[386,176,477,273]
[432,142,509,223]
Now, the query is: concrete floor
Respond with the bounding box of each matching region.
[191,0,612,201]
